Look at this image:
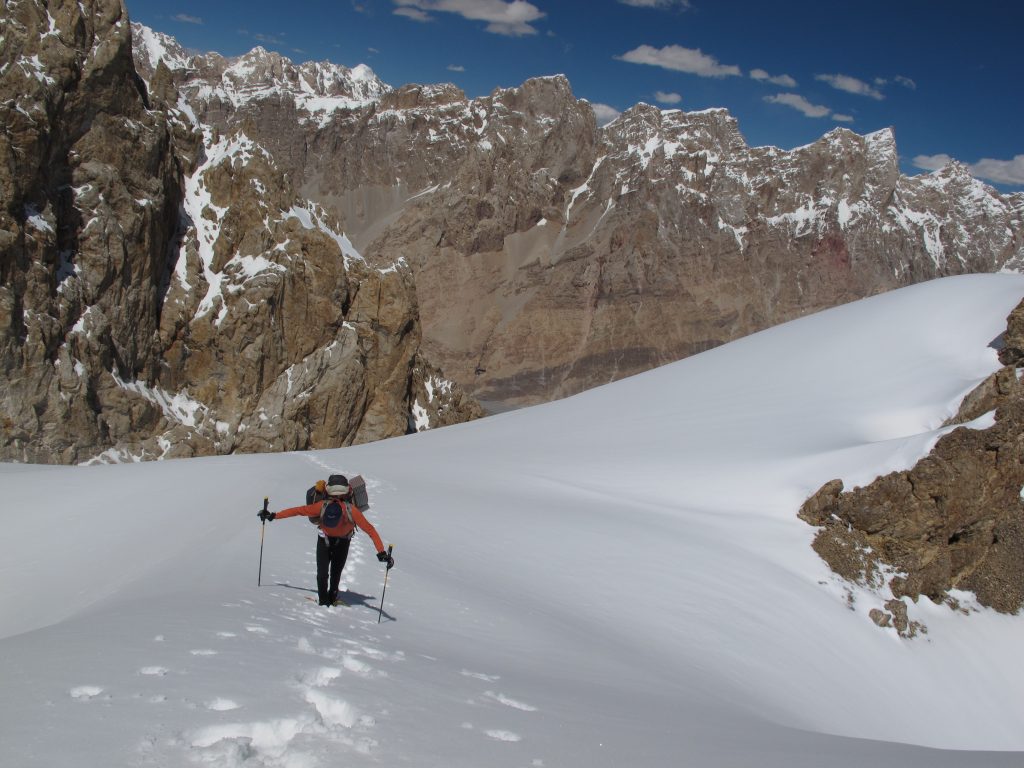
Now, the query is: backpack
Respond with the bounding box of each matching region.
[305,474,370,526]
[306,484,326,505]
[306,483,327,525]
[319,499,354,536]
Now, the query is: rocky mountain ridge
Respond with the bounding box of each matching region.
[130,23,1024,409]
[3,3,1022,465]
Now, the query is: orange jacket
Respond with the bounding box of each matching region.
[276,501,385,553]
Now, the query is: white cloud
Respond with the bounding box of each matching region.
[654,90,681,104]
[448,64,466,72]
[913,154,952,172]
[815,73,884,100]
[894,75,917,90]
[832,113,854,123]
[617,44,741,78]
[253,32,285,45]
[392,0,545,36]
[764,93,831,118]
[750,68,797,88]
[915,153,1024,186]
[394,6,432,21]
[172,13,203,24]
[969,156,1024,185]
[619,0,692,8]
[590,103,621,126]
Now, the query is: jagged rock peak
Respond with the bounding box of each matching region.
[864,125,897,153]
[222,45,386,99]
[601,103,748,159]
[922,158,986,191]
[485,75,590,128]
[797,125,895,160]
[490,74,575,103]
[380,82,467,110]
[131,22,391,119]
[131,22,190,77]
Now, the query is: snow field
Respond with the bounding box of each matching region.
[2,275,1024,766]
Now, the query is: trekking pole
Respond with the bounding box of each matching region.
[377,544,394,624]
[258,497,268,587]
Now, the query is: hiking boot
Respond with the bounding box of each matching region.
[327,589,338,606]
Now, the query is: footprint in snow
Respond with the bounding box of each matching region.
[483,691,537,712]
[70,685,105,700]
[485,730,522,742]
[139,666,169,676]
[215,631,236,639]
[461,669,500,682]
[190,649,218,656]
[244,625,269,634]
[300,666,342,687]
[304,689,362,728]
[190,718,305,756]
[205,698,240,712]
[341,655,373,676]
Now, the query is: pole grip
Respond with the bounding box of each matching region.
[378,545,394,624]
[258,497,269,587]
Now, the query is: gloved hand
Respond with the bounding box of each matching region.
[258,510,276,522]
[377,550,395,569]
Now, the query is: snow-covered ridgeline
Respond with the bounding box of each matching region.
[556,106,1021,266]
[132,22,1021,276]
[133,23,191,73]
[131,24,390,127]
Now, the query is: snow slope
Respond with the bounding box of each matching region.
[2,274,1024,767]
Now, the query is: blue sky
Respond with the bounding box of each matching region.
[127,0,1023,190]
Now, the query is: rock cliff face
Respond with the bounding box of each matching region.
[0,2,481,464]
[1,0,181,462]
[800,300,1024,631]
[379,110,1024,408]
[133,26,1024,410]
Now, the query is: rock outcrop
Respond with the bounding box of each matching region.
[800,300,1024,625]
[132,26,1024,411]
[0,1,480,464]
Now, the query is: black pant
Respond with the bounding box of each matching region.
[316,535,351,601]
